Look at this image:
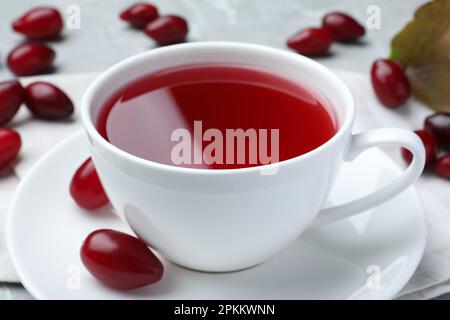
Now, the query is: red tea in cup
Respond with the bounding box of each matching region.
[97,64,336,169]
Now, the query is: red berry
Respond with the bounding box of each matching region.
[287,27,332,56]
[0,128,21,171]
[435,153,450,179]
[424,112,450,145]
[0,80,24,125]
[24,82,73,120]
[120,3,159,29]
[70,158,109,210]
[401,129,437,166]
[322,12,365,42]
[81,229,164,289]
[144,15,188,46]
[371,59,411,108]
[12,7,63,40]
[7,43,55,76]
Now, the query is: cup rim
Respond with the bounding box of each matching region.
[81,41,355,175]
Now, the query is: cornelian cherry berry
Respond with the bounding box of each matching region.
[287,27,332,56]
[371,59,411,108]
[0,128,21,171]
[322,12,365,42]
[0,80,24,125]
[425,112,450,146]
[7,43,55,76]
[24,82,74,120]
[70,158,109,210]
[12,7,63,40]
[144,15,188,46]
[401,129,437,166]
[120,3,159,29]
[81,229,164,289]
[434,153,450,179]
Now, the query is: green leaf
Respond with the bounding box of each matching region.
[390,0,450,110]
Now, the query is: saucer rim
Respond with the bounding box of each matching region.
[6,130,427,300]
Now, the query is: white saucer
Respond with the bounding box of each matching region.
[7,131,426,300]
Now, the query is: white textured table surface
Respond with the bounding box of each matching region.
[1,0,444,300]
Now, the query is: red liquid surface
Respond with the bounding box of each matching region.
[97,64,337,169]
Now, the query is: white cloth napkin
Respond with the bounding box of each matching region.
[0,70,449,299]
[0,73,98,282]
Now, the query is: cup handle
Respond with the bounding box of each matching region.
[310,128,425,228]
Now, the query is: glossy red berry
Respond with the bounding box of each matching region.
[0,80,24,125]
[12,7,63,40]
[70,158,109,210]
[0,128,21,171]
[322,12,365,42]
[425,112,450,145]
[120,3,159,29]
[287,27,332,56]
[7,43,55,76]
[435,153,450,179]
[371,59,411,108]
[81,229,164,289]
[144,15,188,46]
[24,82,73,120]
[401,129,437,166]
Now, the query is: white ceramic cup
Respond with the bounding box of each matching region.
[81,42,425,272]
